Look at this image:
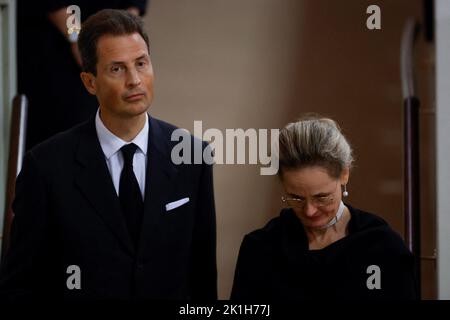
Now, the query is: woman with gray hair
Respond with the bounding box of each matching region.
[231,116,418,300]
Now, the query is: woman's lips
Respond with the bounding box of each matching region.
[307,214,323,221]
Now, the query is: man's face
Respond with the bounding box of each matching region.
[82,33,154,119]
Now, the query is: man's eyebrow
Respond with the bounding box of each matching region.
[135,54,148,61]
[109,61,126,66]
[108,55,148,65]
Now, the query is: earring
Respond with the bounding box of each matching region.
[342,184,349,197]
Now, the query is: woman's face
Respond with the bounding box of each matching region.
[281,166,349,229]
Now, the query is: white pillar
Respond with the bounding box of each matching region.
[0,0,17,258]
[436,0,450,300]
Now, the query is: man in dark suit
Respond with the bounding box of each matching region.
[0,9,217,300]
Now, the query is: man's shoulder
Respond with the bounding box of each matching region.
[150,116,205,144]
[149,116,209,159]
[27,119,92,164]
[28,115,183,156]
[149,116,179,135]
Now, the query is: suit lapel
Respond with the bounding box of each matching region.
[74,119,135,256]
[138,116,178,258]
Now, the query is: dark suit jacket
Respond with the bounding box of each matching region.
[0,115,217,301]
[231,204,418,300]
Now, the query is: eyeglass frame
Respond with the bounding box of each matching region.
[281,181,340,209]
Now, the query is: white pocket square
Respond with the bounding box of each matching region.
[165,197,190,212]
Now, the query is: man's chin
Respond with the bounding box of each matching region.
[123,101,151,115]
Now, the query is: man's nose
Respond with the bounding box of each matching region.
[126,68,142,87]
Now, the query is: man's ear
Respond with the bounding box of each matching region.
[80,72,97,95]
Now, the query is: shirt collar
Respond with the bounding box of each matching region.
[95,108,149,159]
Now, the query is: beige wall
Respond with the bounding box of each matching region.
[145,0,304,299]
[144,0,435,299]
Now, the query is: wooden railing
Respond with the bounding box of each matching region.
[400,19,421,296]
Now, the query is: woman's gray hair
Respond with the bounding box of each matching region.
[278,116,353,179]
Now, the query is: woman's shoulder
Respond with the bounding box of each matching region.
[241,208,302,250]
[346,204,412,256]
[346,204,389,229]
[241,205,412,256]
[245,208,295,236]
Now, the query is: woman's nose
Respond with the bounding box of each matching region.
[303,201,318,217]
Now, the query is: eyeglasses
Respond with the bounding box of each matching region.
[281,182,338,209]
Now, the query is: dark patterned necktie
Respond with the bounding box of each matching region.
[119,143,144,249]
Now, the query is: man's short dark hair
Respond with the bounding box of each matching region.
[78,9,150,75]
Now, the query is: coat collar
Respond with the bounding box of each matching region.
[95,109,149,159]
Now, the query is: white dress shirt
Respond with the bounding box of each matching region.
[95,109,148,199]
